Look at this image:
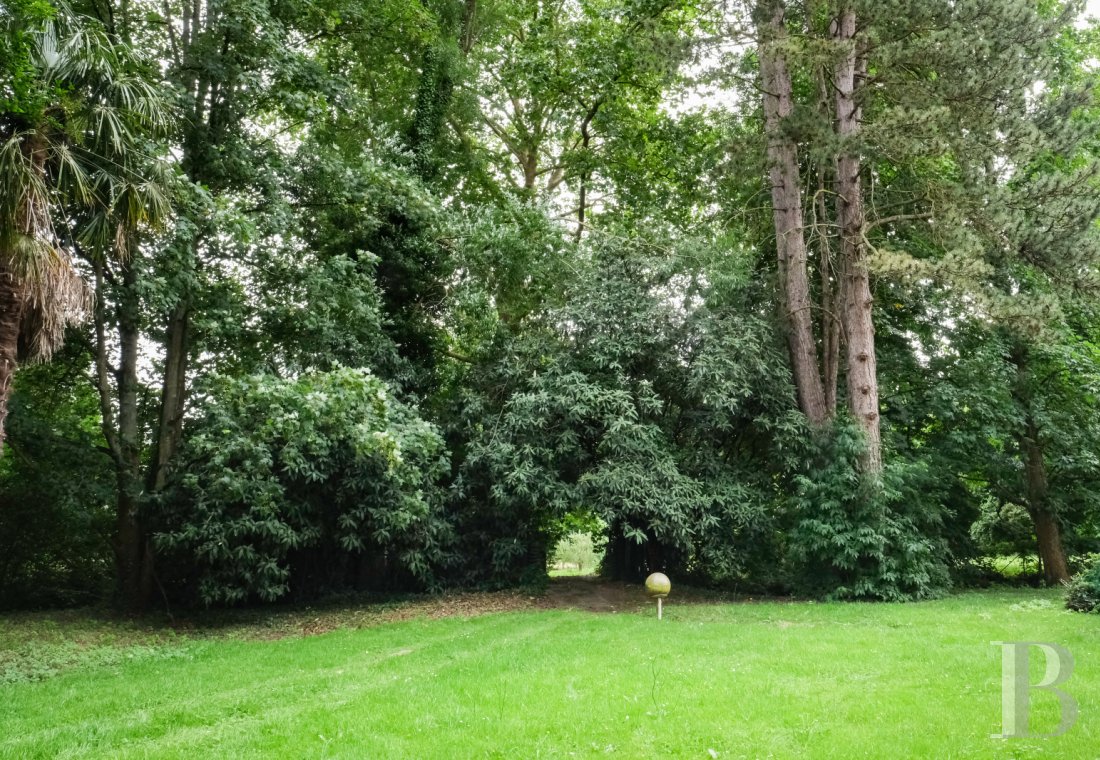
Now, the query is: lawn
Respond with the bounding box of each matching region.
[1,587,1097,758]
[549,567,596,577]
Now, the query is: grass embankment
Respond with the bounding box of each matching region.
[1,587,1096,758]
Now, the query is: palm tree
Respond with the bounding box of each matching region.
[0,5,169,451]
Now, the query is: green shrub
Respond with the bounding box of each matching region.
[448,237,793,587]
[788,421,951,601]
[156,368,452,605]
[0,340,115,609]
[970,499,1035,558]
[1065,561,1100,613]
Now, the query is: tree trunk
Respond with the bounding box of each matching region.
[116,264,143,482]
[94,257,155,610]
[408,0,477,179]
[460,0,478,54]
[521,151,538,192]
[573,100,601,243]
[0,130,48,452]
[1020,417,1070,584]
[756,0,829,426]
[832,8,881,473]
[813,62,840,418]
[119,263,155,608]
[1009,343,1070,584]
[103,262,191,611]
[113,486,151,608]
[0,265,25,453]
[1032,507,1070,585]
[148,302,190,492]
[815,167,840,417]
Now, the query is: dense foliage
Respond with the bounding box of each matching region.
[1,0,1099,608]
[1066,559,1100,613]
[787,423,950,600]
[157,369,451,605]
[451,236,796,585]
[0,339,113,608]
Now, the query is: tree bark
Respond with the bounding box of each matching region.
[832,8,881,473]
[813,58,840,417]
[459,0,478,54]
[116,263,142,482]
[0,266,25,453]
[96,257,153,610]
[573,100,601,243]
[1032,506,1070,585]
[409,0,478,179]
[148,302,190,492]
[815,167,840,417]
[1020,419,1070,584]
[108,286,189,612]
[756,0,829,426]
[0,129,49,452]
[112,485,151,608]
[1010,344,1071,585]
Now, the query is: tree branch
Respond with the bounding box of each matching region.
[865,212,932,231]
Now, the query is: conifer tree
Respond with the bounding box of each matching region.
[752,0,1098,477]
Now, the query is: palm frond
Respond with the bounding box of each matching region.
[51,142,95,206]
[0,132,51,240]
[7,235,90,362]
[0,2,174,365]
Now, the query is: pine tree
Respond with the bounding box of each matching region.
[751,0,1098,477]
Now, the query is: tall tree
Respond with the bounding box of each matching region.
[86,0,340,607]
[0,5,167,452]
[750,0,1095,475]
[754,0,828,426]
[830,4,879,471]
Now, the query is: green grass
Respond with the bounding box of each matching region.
[2,588,1098,758]
[991,555,1042,579]
[548,567,596,577]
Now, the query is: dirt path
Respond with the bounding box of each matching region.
[538,576,650,612]
[198,576,699,638]
[272,575,725,636]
